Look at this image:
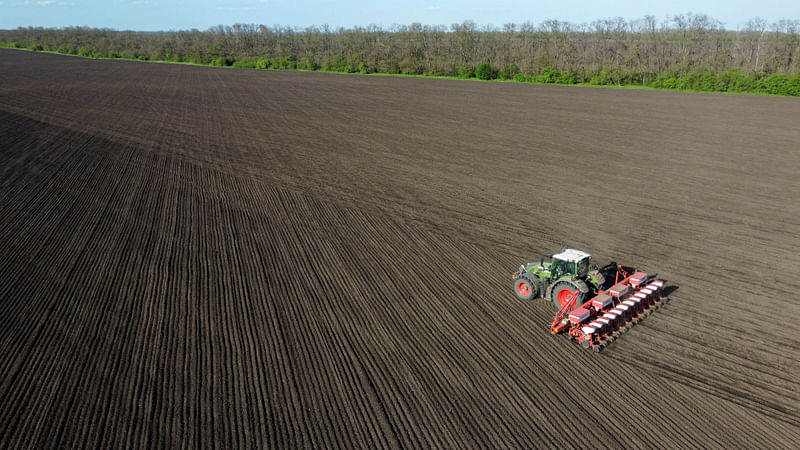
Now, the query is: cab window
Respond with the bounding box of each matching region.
[551,259,566,275]
[576,259,589,276]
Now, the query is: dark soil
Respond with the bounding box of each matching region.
[1,49,799,448]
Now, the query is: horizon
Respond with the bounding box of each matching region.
[0,1,798,32]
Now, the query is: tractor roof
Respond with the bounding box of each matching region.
[553,249,591,263]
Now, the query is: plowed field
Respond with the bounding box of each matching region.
[1,48,799,448]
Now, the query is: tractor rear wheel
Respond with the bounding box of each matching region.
[514,273,539,300]
[550,280,586,310]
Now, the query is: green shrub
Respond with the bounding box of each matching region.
[649,72,675,89]
[499,64,520,80]
[457,65,474,79]
[262,56,298,70]
[513,72,530,82]
[275,56,296,70]
[786,73,800,96]
[714,69,738,92]
[211,56,231,67]
[589,66,624,85]
[232,58,258,68]
[325,55,347,71]
[730,72,756,92]
[675,67,717,91]
[662,77,678,89]
[558,71,577,84]
[254,58,270,69]
[756,73,789,95]
[539,66,561,83]
[299,59,318,71]
[476,62,496,80]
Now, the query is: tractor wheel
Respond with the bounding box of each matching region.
[513,273,539,300]
[549,279,586,310]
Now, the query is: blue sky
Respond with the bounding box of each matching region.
[0,0,797,31]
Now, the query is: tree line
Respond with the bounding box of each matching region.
[2,13,800,95]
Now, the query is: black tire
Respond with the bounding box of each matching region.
[549,279,586,310]
[513,273,539,300]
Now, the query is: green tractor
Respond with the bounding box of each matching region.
[512,248,608,310]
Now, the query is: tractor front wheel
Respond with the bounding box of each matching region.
[514,274,540,300]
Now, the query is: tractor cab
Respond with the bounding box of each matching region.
[550,249,591,279]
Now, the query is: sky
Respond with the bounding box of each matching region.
[0,0,797,31]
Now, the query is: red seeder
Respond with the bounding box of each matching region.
[550,265,668,351]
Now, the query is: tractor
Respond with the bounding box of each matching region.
[512,248,669,350]
[512,248,607,310]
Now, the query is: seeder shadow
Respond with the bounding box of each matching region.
[662,284,679,298]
